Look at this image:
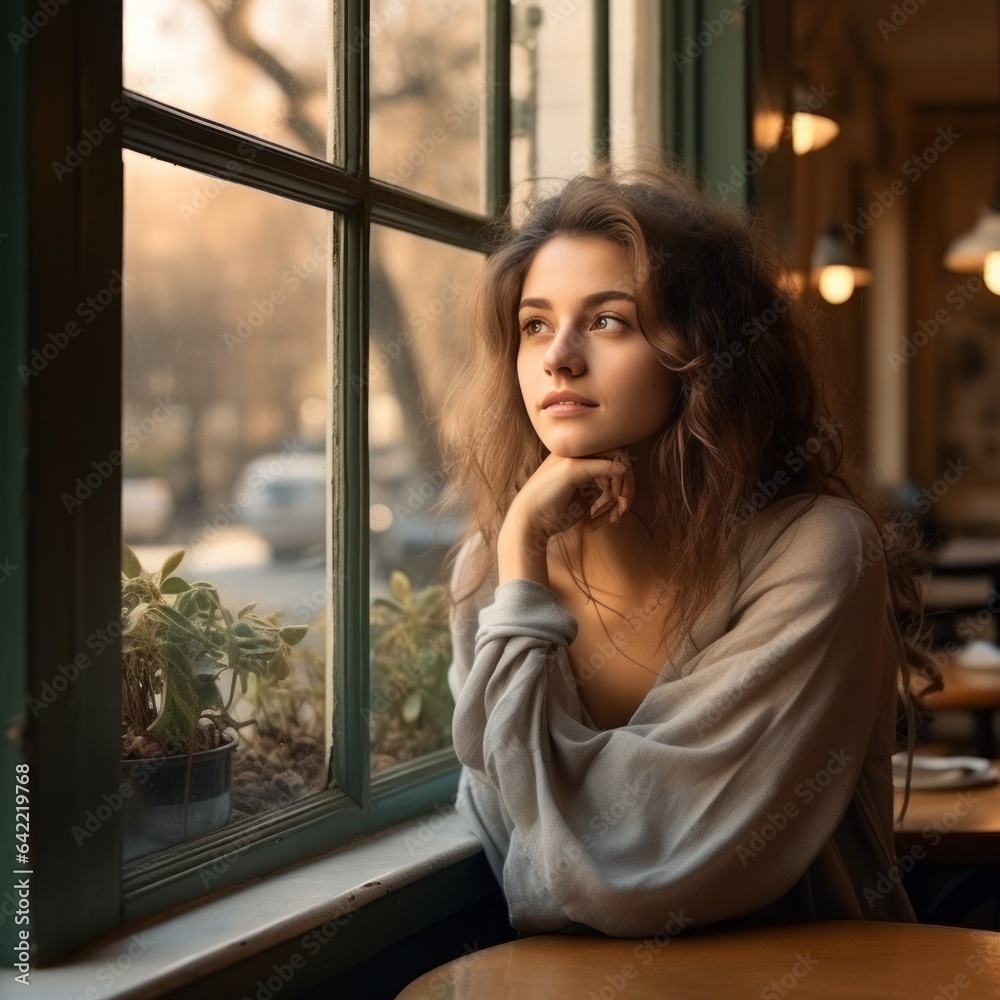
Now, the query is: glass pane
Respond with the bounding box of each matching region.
[511,0,593,206]
[123,0,337,163]
[370,0,486,214]
[121,150,336,864]
[368,227,483,775]
[610,0,661,163]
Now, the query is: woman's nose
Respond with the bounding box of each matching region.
[543,325,586,376]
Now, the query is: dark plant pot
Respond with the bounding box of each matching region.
[120,739,235,863]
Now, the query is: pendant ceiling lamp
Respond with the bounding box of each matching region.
[790,83,840,156]
[943,10,1000,294]
[811,224,872,305]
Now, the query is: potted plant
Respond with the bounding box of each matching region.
[369,570,454,774]
[120,544,308,861]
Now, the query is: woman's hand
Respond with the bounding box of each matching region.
[497,447,635,586]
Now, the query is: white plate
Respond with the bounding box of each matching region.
[891,753,1000,791]
[955,640,1000,671]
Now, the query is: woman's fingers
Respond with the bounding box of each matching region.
[584,449,634,526]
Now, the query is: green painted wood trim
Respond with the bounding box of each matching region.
[123,760,461,920]
[486,0,512,217]
[0,0,30,972]
[24,1,125,962]
[155,852,498,1000]
[593,0,611,162]
[662,0,752,206]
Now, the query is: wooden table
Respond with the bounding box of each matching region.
[395,921,1000,999]
[921,656,1000,757]
[893,765,1000,864]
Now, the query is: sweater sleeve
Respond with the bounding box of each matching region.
[450,501,898,936]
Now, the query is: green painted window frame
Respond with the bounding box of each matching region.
[8,0,730,965]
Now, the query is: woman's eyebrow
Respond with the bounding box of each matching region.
[518,290,636,310]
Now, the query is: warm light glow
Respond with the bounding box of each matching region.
[818,265,855,304]
[369,504,394,532]
[985,251,1000,295]
[753,111,785,152]
[791,112,840,155]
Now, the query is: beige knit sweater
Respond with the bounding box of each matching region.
[447,493,917,936]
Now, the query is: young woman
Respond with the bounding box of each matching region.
[436,151,939,938]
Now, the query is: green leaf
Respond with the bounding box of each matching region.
[389,571,412,607]
[121,544,143,579]
[159,549,185,582]
[266,650,290,681]
[278,624,308,646]
[237,602,257,618]
[402,692,422,723]
[160,576,190,594]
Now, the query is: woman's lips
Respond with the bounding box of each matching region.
[542,402,598,416]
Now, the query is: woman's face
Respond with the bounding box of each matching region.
[516,235,678,459]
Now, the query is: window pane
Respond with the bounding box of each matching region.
[368,226,483,775]
[610,0,661,163]
[511,0,593,204]
[123,0,337,163]
[370,0,486,214]
[122,150,336,864]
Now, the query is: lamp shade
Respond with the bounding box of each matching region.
[810,224,872,303]
[791,112,840,155]
[943,208,1000,272]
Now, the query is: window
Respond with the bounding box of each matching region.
[8,0,691,964]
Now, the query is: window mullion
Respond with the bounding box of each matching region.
[486,0,512,216]
[25,0,124,963]
[335,0,370,806]
[594,0,611,162]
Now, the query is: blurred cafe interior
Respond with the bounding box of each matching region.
[6,0,1000,994]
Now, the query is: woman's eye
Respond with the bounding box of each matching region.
[521,318,544,336]
[593,314,627,332]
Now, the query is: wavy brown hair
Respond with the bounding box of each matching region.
[436,149,941,725]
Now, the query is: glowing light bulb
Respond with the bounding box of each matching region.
[818,265,855,304]
[791,112,840,155]
[984,251,1000,295]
